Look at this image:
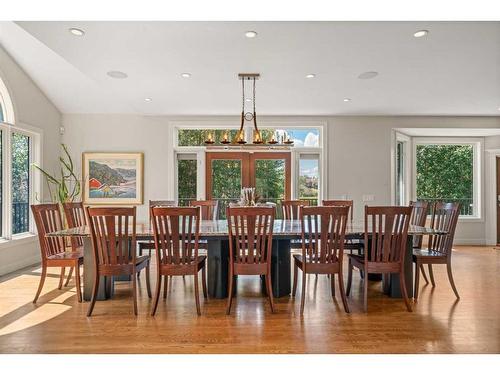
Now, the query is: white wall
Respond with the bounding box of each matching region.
[62,114,500,246]
[0,45,62,275]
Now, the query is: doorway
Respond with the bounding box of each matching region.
[205,151,291,218]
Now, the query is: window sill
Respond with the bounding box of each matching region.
[0,233,37,249]
[457,216,484,223]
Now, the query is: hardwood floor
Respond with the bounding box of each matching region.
[0,246,499,354]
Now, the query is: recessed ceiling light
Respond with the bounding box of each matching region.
[306,74,316,79]
[245,31,258,38]
[358,71,378,80]
[69,28,85,36]
[343,98,351,102]
[413,30,429,38]
[106,71,128,79]
[144,98,152,102]
[181,73,191,78]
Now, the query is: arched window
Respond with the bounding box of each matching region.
[0,75,15,124]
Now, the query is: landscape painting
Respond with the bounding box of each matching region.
[82,152,143,204]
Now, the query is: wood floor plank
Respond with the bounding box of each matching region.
[0,246,499,353]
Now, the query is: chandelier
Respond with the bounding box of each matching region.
[205,73,293,147]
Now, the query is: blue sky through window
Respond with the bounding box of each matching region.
[300,159,319,178]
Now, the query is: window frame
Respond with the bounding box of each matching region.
[171,121,326,203]
[412,137,483,221]
[0,121,42,242]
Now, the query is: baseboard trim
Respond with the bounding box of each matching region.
[454,238,487,246]
[0,255,40,276]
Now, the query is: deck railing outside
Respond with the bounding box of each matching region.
[12,201,30,234]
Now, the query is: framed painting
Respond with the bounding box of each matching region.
[82,152,144,205]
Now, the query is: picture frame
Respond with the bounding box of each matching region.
[82,152,144,205]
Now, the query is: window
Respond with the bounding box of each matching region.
[0,76,41,241]
[176,153,197,206]
[414,139,480,218]
[177,129,239,146]
[11,132,31,234]
[298,154,319,205]
[394,133,410,206]
[261,128,320,147]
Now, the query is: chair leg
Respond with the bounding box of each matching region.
[87,273,100,317]
[399,270,413,312]
[201,264,208,299]
[414,261,421,301]
[300,269,307,316]
[420,264,429,284]
[132,272,138,316]
[64,267,74,287]
[265,274,275,313]
[33,265,47,303]
[58,267,66,290]
[75,264,82,303]
[145,261,152,298]
[428,264,436,287]
[163,275,168,299]
[226,271,234,315]
[446,261,460,299]
[292,260,298,297]
[330,273,335,298]
[338,271,350,313]
[151,272,162,316]
[363,267,368,313]
[194,272,201,316]
[346,259,353,297]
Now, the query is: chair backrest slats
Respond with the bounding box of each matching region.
[281,200,308,220]
[409,200,430,249]
[301,206,349,264]
[31,204,66,261]
[151,206,200,266]
[365,206,413,264]
[189,200,218,220]
[226,206,274,265]
[322,200,354,222]
[428,202,460,256]
[86,207,137,268]
[63,202,87,249]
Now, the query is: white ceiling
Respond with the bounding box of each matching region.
[0,21,499,116]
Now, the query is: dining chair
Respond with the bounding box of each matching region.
[281,200,308,220]
[292,205,350,315]
[150,206,207,316]
[86,206,152,316]
[226,206,275,314]
[62,201,86,287]
[346,206,413,312]
[189,200,218,220]
[323,199,363,255]
[31,204,84,303]
[138,200,176,257]
[409,200,431,284]
[413,202,460,300]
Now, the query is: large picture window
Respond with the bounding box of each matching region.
[414,139,480,218]
[11,132,31,234]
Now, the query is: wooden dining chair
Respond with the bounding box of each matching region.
[86,206,152,316]
[292,205,350,315]
[410,200,431,284]
[346,206,413,312]
[62,201,86,287]
[138,200,176,257]
[31,204,83,303]
[413,202,460,300]
[150,206,207,316]
[226,206,275,314]
[323,199,363,255]
[189,200,218,220]
[281,200,308,220]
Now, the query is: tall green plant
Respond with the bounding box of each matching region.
[32,143,81,204]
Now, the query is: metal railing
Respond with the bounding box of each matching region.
[417,198,474,216]
[13,201,30,234]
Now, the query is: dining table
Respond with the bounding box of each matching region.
[46,220,446,302]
